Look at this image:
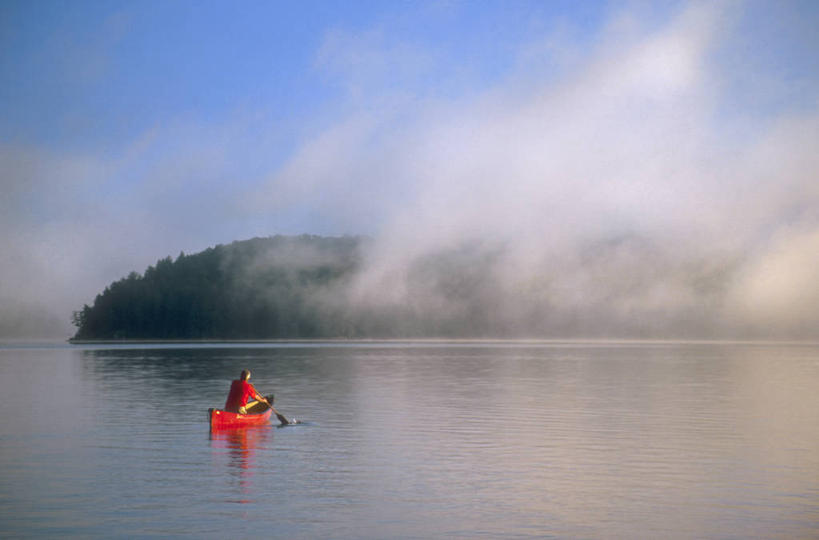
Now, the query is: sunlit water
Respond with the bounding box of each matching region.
[1,341,817,538]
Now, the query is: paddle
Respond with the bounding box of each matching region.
[273,409,290,425]
[262,395,290,425]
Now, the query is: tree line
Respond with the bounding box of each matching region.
[75,233,691,340]
[71,235,364,340]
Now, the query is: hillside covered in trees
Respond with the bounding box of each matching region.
[71,233,750,341]
[71,233,537,340]
[71,235,366,340]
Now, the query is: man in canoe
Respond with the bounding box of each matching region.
[223,369,291,425]
[224,369,269,414]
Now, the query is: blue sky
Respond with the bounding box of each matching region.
[1,1,612,150]
[2,1,814,146]
[1,0,817,337]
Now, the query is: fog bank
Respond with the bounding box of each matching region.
[269,3,819,338]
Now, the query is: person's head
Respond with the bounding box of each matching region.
[240,369,250,381]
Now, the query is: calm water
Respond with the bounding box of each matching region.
[0,341,817,538]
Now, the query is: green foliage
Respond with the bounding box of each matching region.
[71,235,364,340]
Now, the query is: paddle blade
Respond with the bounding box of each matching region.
[276,413,289,425]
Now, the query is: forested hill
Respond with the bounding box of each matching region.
[70,235,366,340]
[71,233,742,341]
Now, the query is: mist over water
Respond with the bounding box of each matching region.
[209,230,817,340]
[324,3,819,340]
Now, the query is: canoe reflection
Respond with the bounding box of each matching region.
[210,426,271,503]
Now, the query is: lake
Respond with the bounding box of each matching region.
[1,340,817,538]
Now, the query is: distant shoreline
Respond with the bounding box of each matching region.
[66,337,819,346]
[2,338,818,352]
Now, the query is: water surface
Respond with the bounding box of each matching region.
[1,341,817,538]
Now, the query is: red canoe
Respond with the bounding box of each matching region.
[209,400,272,429]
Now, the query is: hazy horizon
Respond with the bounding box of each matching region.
[2,1,817,340]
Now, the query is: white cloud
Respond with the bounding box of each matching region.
[257,1,818,338]
[727,226,819,336]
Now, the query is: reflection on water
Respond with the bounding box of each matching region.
[210,426,272,504]
[0,341,818,538]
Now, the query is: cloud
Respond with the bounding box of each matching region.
[255,2,819,338]
[726,226,819,337]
